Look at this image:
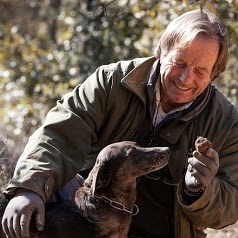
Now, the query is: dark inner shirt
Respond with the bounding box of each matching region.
[128,100,176,238]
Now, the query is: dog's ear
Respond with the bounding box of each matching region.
[90,161,112,196]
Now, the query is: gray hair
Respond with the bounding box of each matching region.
[154,9,228,80]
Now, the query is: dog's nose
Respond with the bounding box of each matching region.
[162,147,170,156]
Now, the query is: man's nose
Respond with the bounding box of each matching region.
[179,66,194,84]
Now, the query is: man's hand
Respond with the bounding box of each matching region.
[185,147,219,192]
[2,191,45,238]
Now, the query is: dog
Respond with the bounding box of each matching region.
[0,141,169,238]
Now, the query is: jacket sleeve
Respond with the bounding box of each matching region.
[177,176,238,228]
[4,66,113,202]
[177,125,238,229]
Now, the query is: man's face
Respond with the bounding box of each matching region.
[159,34,219,112]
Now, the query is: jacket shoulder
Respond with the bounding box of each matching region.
[212,86,238,118]
[100,57,154,76]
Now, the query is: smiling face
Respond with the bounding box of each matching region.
[159,34,219,112]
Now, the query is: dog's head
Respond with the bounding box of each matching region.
[84,141,169,195]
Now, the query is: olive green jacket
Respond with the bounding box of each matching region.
[5,57,238,238]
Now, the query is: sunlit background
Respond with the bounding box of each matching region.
[0,1,238,236]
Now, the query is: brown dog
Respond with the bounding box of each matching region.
[0,141,169,238]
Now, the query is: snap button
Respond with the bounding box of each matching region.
[32,177,37,181]
[165,132,170,137]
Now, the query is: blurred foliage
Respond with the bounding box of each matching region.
[0,0,237,146]
[0,126,23,189]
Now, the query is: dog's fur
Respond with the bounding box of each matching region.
[0,141,169,238]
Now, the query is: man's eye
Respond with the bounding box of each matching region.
[174,61,185,67]
[195,69,205,77]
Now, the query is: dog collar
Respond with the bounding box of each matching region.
[94,195,139,216]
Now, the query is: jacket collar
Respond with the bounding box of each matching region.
[121,56,157,104]
[121,56,212,124]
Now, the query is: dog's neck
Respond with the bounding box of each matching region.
[99,179,137,206]
[75,181,137,215]
[74,182,138,238]
[93,194,139,215]
[93,181,139,217]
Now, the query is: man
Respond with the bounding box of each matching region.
[2,9,238,238]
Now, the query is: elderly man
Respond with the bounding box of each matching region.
[2,9,238,238]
